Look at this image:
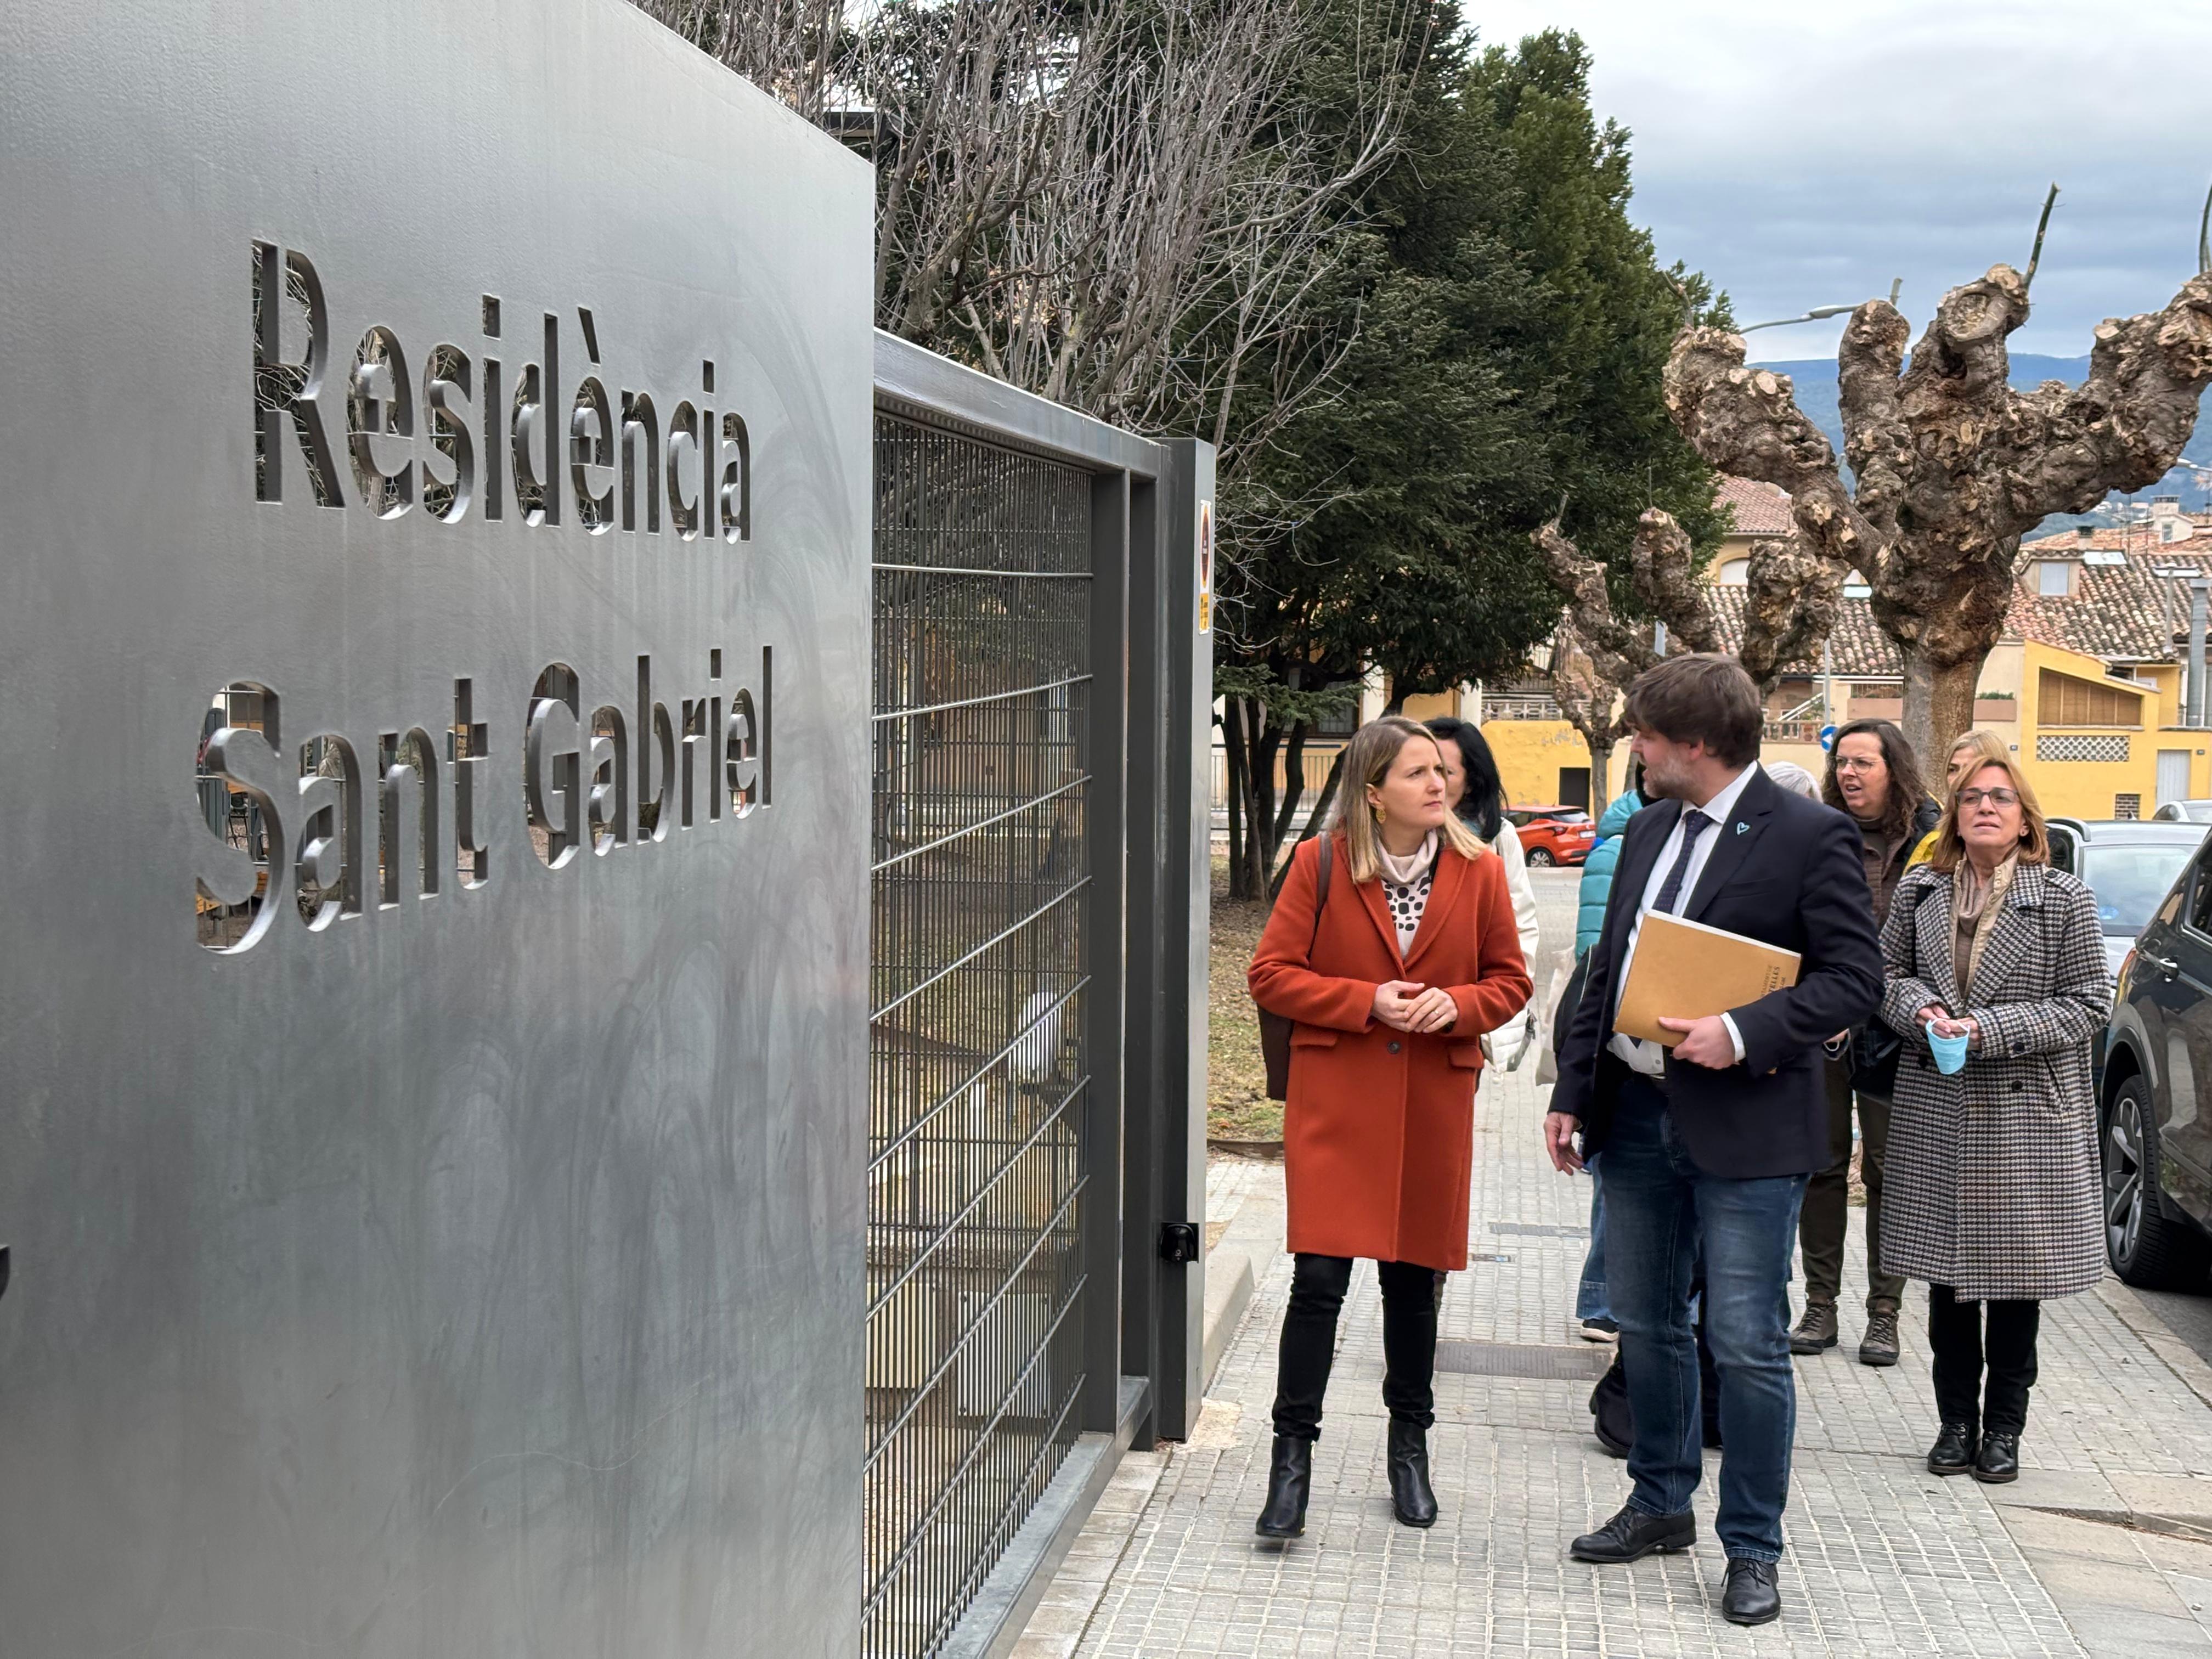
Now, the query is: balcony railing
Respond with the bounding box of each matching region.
[1761,719,1825,744]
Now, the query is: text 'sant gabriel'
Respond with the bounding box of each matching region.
[195,242,774,955]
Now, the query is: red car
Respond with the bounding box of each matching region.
[1506,806,1596,867]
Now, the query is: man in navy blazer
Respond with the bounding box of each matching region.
[1546,653,1882,1627]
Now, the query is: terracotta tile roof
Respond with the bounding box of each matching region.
[2005,549,2212,662]
[1549,519,2212,686]
[2022,515,2212,556]
[1707,546,2212,676]
[1714,476,1794,538]
[1707,588,1899,676]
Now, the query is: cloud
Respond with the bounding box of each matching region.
[1472,0,2212,355]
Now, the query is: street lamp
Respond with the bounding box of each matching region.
[1739,304,1857,334]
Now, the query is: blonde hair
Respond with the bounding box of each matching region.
[1944,729,2010,793]
[1329,716,1483,882]
[1927,751,2049,872]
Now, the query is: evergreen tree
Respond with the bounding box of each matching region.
[1217,25,1726,896]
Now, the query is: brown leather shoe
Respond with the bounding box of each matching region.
[1789,1302,1838,1355]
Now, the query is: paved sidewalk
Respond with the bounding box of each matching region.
[1018,1057,2212,1657]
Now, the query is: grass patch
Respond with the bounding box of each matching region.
[1208,855,1282,1141]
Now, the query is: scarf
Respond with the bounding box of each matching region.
[1953,851,2018,1002]
[1376,830,1439,887]
[1378,830,1440,954]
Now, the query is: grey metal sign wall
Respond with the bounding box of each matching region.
[1,3,871,1653]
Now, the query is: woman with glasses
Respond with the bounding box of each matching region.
[1793,721,1940,1367]
[1877,754,2112,1483]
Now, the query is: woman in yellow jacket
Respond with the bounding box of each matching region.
[1909,730,2011,868]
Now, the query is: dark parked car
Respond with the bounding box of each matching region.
[1506,806,1595,867]
[2097,826,2212,1286]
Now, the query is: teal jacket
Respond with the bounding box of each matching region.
[1573,790,1649,958]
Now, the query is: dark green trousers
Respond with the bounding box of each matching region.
[1798,1055,1901,1315]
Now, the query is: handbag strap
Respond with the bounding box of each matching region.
[1310,836,1332,953]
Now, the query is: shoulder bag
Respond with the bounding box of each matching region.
[1848,878,1930,1097]
[1259,836,1331,1101]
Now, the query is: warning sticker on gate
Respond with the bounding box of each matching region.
[1198,499,1213,633]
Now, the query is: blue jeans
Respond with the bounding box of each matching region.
[1602,1074,1807,1562]
[1576,1153,1609,1322]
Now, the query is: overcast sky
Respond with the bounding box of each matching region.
[1471,0,2212,359]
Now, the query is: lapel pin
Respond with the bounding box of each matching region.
[1735,822,1748,835]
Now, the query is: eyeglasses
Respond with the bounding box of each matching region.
[1833,757,1886,774]
[1956,787,2020,808]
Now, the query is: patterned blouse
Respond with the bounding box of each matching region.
[1378,832,1439,955]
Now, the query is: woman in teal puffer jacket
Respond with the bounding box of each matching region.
[1565,783,1646,1345]
[1574,787,1648,958]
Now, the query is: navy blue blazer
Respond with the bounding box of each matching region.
[1551,766,1884,1178]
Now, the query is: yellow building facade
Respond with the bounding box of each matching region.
[1474,637,2212,822]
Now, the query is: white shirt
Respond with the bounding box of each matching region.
[1608,763,1760,1076]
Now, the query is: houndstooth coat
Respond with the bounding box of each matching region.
[1877,861,2113,1301]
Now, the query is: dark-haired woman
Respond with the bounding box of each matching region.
[1792,719,1940,1366]
[1249,716,1532,1538]
[1427,716,1541,1057]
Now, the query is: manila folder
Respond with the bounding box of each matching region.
[1615,912,1801,1046]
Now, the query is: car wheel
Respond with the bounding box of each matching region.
[1526,848,1555,867]
[2105,1077,2212,1288]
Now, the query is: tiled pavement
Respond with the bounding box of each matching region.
[1015,882,2212,1656]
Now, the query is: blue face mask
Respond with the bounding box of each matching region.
[1928,1025,1970,1075]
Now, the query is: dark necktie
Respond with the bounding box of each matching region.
[1652,809,1713,916]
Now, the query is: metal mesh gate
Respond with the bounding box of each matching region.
[865,414,1095,1659]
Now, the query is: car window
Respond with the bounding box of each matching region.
[2189,852,2212,938]
[2084,844,2200,936]
[2048,827,2075,875]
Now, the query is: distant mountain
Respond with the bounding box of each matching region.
[1749,356,2212,528]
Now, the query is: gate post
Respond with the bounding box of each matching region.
[1122,439,1215,1442]
[1083,470,1133,1435]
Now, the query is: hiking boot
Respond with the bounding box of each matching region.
[1858,1308,1901,1367]
[1789,1302,1838,1355]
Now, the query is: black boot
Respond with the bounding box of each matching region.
[1387,1420,1437,1528]
[1973,1430,2021,1484]
[1255,1435,1312,1538]
[1927,1421,1979,1476]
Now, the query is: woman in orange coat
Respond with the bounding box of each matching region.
[1248,715,1532,1538]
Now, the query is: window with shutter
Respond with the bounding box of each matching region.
[2039,667,2143,728]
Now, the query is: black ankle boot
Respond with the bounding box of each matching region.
[1387,1420,1437,1528]
[1973,1430,2021,1484]
[1255,1435,1312,1538]
[1927,1421,1979,1476]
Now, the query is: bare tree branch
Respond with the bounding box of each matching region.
[1663,264,2212,758]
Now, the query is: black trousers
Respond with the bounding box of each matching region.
[1928,1284,2041,1435]
[1271,1253,1438,1441]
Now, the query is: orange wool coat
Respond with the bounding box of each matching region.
[1249,833,1533,1271]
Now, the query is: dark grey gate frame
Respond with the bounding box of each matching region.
[871,333,1212,1657]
